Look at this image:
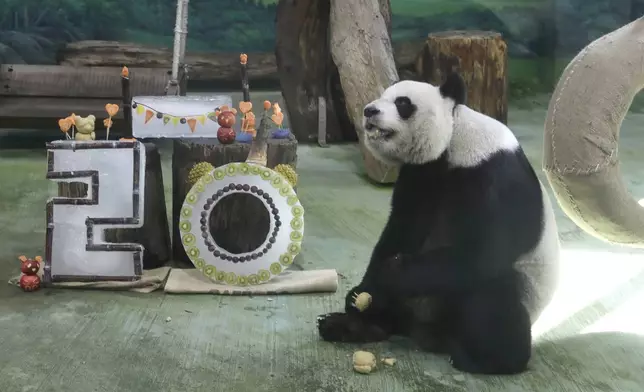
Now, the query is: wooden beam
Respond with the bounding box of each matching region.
[1,65,170,99]
[57,40,420,86]
[0,97,127,119]
[0,116,130,132]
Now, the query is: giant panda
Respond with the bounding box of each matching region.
[316,73,560,375]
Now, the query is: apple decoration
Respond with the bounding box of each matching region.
[215,105,237,144]
[217,127,236,144]
[20,258,40,275]
[20,275,41,292]
[18,255,42,292]
[217,108,236,128]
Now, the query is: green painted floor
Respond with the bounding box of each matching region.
[2,107,644,391]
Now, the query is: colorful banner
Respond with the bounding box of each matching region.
[132,102,211,133]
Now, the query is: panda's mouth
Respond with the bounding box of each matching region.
[365,123,395,140]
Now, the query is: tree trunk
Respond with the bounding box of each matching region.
[57,143,171,269]
[274,0,350,144]
[275,0,401,146]
[329,0,400,184]
[416,31,508,124]
[171,137,298,266]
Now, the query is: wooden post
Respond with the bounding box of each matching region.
[57,143,171,269]
[240,53,250,102]
[178,64,189,97]
[120,66,133,138]
[416,31,508,124]
[171,136,298,266]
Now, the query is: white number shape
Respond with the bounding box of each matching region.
[44,140,146,283]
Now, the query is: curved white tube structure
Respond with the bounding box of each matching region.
[543,17,644,246]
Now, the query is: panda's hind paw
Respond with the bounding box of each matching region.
[317,312,389,343]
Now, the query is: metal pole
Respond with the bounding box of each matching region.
[170,0,185,82]
[179,0,189,64]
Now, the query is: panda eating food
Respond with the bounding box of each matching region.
[316,73,560,375]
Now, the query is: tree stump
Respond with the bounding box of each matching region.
[416,31,508,124]
[57,143,171,270]
[171,136,298,266]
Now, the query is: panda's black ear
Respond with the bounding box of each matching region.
[439,72,466,106]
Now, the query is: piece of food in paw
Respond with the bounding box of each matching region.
[351,292,372,312]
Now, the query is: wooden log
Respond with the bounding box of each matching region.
[329,0,400,184]
[58,41,279,86]
[0,64,170,99]
[416,31,508,124]
[0,96,128,120]
[57,39,417,89]
[57,143,171,270]
[171,136,298,266]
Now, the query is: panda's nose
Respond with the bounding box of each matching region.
[363,106,380,118]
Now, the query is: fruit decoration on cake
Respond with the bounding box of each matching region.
[270,103,290,139]
[236,53,255,143]
[188,161,215,185]
[274,164,298,187]
[237,101,255,143]
[216,105,237,144]
[18,255,42,292]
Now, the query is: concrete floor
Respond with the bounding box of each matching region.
[2,107,644,391]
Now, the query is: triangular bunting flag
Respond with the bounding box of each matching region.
[144,110,154,124]
[163,115,171,125]
[187,118,197,133]
[197,115,206,125]
[172,116,180,126]
[206,112,218,122]
[135,104,144,115]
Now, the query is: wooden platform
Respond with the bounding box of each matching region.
[0,64,170,127]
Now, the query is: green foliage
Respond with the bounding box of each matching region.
[1,0,277,63]
[0,0,563,104]
[260,0,542,17]
[0,0,125,40]
[391,0,542,16]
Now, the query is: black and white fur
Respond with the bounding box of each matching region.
[317,74,560,375]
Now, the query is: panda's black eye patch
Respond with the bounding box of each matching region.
[394,96,416,120]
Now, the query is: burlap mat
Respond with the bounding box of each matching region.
[164,268,338,295]
[8,267,172,293]
[9,267,338,295]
